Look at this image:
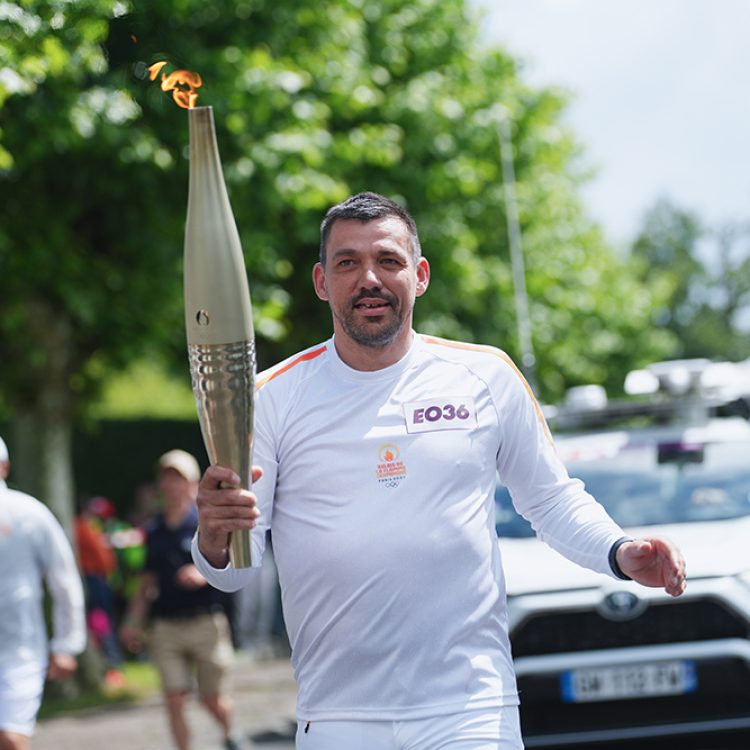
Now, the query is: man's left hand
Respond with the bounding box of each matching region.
[616,537,686,597]
[174,563,207,590]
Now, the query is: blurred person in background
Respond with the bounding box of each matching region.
[0,435,86,750]
[74,497,124,686]
[192,192,687,750]
[88,494,148,635]
[119,449,243,750]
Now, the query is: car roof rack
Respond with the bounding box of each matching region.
[544,358,750,431]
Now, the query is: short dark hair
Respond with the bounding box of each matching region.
[319,191,422,264]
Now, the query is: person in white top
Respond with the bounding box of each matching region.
[0,435,86,750]
[192,192,687,749]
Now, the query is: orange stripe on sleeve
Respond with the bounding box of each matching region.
[256,345,327,390]
[421,335,553,444]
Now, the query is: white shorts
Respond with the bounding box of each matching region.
[0,660,47,736]
[295,706,524,750]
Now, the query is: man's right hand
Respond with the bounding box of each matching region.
[47,653,77,681]
[119,623,144,654]
[196,464,262,568]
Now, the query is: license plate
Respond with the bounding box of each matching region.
[561,660,697,703]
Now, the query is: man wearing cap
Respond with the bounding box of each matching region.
[119,449,242,750]
[0,435,86,750]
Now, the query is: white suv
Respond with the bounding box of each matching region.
[496,366,750,747]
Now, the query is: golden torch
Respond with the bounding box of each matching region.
[150,63,255,567]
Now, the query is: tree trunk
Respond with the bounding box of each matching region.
[11,407,75,535]
[9,304,76,537]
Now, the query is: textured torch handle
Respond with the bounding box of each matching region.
[189,339,256,568]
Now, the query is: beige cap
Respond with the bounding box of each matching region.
[157,449,201,483]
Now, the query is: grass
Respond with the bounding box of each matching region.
[38,660,161,719]
[88,359,197,420]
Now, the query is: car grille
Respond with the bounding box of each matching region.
[511,597,749,657]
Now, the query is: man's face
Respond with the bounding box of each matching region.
[157,467,194,505]
[313,216,429,349]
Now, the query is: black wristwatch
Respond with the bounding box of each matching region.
[609,536,634,580]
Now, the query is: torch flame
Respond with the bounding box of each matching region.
[148,61,202,109]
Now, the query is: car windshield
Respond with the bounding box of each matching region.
[496,439,750,538]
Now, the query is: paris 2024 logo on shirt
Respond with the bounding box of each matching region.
[376,443,407,489]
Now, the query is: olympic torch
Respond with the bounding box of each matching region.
[185,105,255,568]
[149,63,255,567]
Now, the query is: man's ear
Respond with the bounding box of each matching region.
[312,262,329,301]
[415,257,430,298]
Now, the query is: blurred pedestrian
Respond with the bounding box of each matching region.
[87,495,147,631]
[119,449,242,750]
[74,497,124,686]
[0,435,86,750]
[192,192,687,749]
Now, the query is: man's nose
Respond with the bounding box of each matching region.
[359,263,381,287]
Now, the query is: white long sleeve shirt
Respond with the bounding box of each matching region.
[0,481,86,666]
[193,333,626,720]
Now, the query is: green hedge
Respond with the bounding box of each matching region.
[72,419,208,516]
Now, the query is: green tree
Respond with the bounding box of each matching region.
[691,222,750,360]
[1,0,186,528]
[632,198,750,361]
[1,0,671,525]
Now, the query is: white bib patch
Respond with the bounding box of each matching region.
[403,397,477,433]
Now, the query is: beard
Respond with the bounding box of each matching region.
[333,290,408,348]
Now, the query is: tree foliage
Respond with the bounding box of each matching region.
[0,0,674,518]
[1,1,184,408]
[631,198,750,362]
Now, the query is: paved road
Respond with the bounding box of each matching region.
[33,654,297,750]
[36,657,743,750]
